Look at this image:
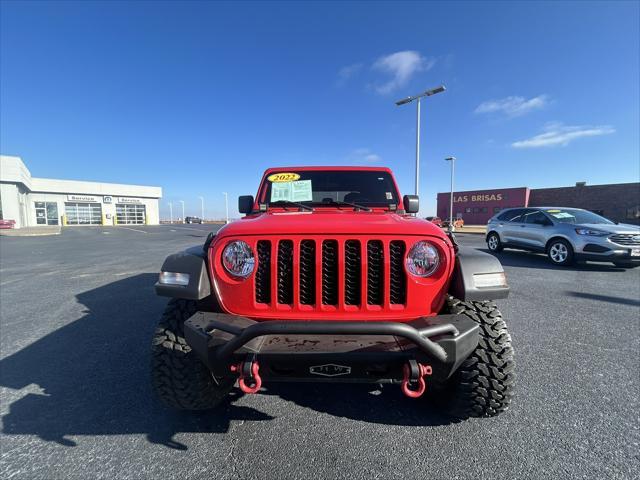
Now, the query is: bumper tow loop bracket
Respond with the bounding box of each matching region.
[401,359,432,398]
[230,354,262,394]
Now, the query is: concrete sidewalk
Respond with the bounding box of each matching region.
[0,225,61,237]
[453,225,487,234]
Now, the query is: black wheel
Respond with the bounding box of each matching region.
[614,262,640,269]
[438,296,515,419]
[547,238,574,266]
[151,299,233,410]
[486,232,503,252]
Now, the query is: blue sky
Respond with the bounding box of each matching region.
[1,1,638,218]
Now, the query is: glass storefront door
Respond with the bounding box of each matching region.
[35,202,59,225]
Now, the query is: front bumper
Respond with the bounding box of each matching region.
[184,312,479,384]
[576,247,640,263]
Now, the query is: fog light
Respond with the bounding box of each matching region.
[473,272,507,288]
[158,271,190,286]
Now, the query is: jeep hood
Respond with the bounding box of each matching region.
[215,211,445,238]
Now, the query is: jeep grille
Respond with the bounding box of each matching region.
[254,238,408,309]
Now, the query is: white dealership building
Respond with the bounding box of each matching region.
[0,155,162,228]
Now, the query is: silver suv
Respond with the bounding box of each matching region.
[486,207,640,268]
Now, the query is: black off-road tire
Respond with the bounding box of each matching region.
[440,296,515,419]
[151,299,233,410]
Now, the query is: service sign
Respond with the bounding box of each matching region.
[117,197,142,204]
[67,194,99,202]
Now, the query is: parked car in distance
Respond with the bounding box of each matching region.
[486,207,640,268]
[0,219,16,229]
[425,216,443,227]
[443,217,464,229]
[185,216,203,224]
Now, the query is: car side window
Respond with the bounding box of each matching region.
[524,210,550,225]
[498,208,525,222]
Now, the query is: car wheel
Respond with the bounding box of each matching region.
[151,299,233,410]
[547,239,574,266]
[486,232,503,252]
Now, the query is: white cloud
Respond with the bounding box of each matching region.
[336,63,363,86]
[475,95,549,117]
[511,122,615,148]
[371,51,435,94]
[349,148,383,163]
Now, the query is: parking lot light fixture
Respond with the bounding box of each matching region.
[179,200,185,224]
[168,202,173,224]
[198,196,205,221]
[395,85,446,197]
[445,156,456,232]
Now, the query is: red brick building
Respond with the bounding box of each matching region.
[437,182,640,225]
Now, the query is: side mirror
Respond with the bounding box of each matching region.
[403,195,419,214]
[238,195,254,214]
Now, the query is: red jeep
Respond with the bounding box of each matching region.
[152,167,514,418]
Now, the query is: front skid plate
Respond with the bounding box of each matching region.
[184,313,479,383]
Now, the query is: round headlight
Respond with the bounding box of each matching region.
[406,241,439,277]
[222,240,255,278]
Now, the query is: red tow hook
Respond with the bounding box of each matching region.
[401,360,432,398]
[230,357,262,394]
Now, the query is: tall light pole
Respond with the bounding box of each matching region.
[179,200,185,224]
[395,85,446,196]
[222,192,229,224]
[168,202,173,224]
[198,196,205,221]
[445,156,456,232]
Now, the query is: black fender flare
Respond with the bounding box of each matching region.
[154,246,212,300]
[449,247,510,301]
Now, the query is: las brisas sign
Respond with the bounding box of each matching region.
[453,193,504,203]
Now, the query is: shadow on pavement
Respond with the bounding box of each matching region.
[261,383,455,427]
[480,249,627,272]
[565,291,640,307]
[0,273,455,450]
[0,274,273,450]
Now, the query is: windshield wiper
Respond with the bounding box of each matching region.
[269,200,314,211]
[320,200,372,212]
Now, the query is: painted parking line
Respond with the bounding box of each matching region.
[117,226,149,234]
[166,226,213,232]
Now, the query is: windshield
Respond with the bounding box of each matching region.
[544,208,614,225]
[260,170,399,208]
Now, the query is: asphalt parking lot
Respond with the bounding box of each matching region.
[1,225,639,479]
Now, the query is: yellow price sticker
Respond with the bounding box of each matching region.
[267,172,300,183]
